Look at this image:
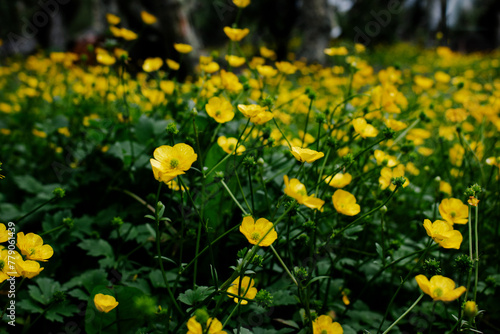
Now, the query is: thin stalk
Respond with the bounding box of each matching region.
[381,293,424,334]
[302,97,314,147]
[15,197,57,223]
[270,245,298,286]
[474,204,479,302]
[220,179,249,216]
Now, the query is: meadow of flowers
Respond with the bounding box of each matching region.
[1,3,500,334]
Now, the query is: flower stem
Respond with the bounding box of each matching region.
[474,204,479,302]
[220,179,249,216]
[270,245,298,286]
[381,293,424,334]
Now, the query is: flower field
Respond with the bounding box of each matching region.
[1,6,500,334]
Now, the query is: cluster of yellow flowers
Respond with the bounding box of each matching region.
[0,224,53,281]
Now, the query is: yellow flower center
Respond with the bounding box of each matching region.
[298,190,307,196]
[0,260,4,270]
[434,287,443,297]
[170,159,179,169]
[228,144,235,151]
[251,232,260,241]
[321,330,328,334]
[450,211,456,218]
[30,248,36,255]
[215,110,221,117]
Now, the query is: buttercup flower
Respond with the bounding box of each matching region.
[16,232,54,262]
[150,143,197,183]
[223,27,250,42]
[423,219,463,249]
[0,247,21,282]
[16,256,44,279]
[324,47,348,56]
[225,55,246,67]
[94,293,119,313]
[332,189,360,216]
[217,136,245,155]
[232,0,250,8]
[415,275,466,302]
[284,175,324,210]
[227,276,257,304]
[379,164,409,191]
[141,11,157,25]
[256,65,277,77]
[464,301,478,319]
[205,97,234,123]
[220,70,243,92]
[200,62,219,73]
[312,315,343,334]
[106,13,120,25]
[174,43,193,54]
[166,59,180,70]
[290,146,324,163]
[468,196,479,206]
[353,118,378,138]
[0,223,9,243]
[324,172,352,188]
[276,61,297,74]
[439,180,452,196]
[237,104,273,125]
[142,57,163,72]
[96,53,116,66]
[119,28,138,40]
[239,216,277,247]
[439,198,468,225]
[187,316,225,334]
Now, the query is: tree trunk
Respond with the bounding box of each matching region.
[296,0,331,63]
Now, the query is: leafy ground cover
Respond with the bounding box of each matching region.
[1,7,500,334]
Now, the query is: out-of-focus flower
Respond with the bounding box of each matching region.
[276,61,297,74]
[97,53,116,66]
[324,47,348,56]
[217,136,245,155]
[225,55,246,67]
[353,118,378,138]
[439,198,468,225]
[174,43,193,54]
[166,59,180,71]
[106,13,120,25]
[256,65,277,77]
[142,58,163,72]
[220,70,243,92]
[223,27,250,41]
[237,104,273,125]
[232,0,251,8]
[206,97,234,123]
[141,11,157,25]
[290,147,324,163]
[324,172,352,189]
[379,164,409,191]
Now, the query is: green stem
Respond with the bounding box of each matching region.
[474,204,479,302]
[220,179,249,216]
[153,182,184,317]
[38,224,65,237]
[272,118,292,149]
[15,197,56,223]
[302,97,314,147]
[270,245,298,286]
[381,293,424,334]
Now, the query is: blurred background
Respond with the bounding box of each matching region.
[1,0,499,63]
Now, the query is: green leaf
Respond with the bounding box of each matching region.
[45,300,79,322]
[28,277,62,305]
[375,243,384,260]
[305,276,330,288]
[17,299,44,314]
[178,286,215,306]
[67,288,89,301]
[63,269,109,294]
[343,225,364,240]
[269,290,299,306]
[78,239,114,259]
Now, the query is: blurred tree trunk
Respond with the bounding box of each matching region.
[296,0,331,63]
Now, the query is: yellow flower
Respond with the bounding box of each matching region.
[16,232,54,262]
[445,108,467,123]
[374,150,398,167]
[225,55,246,67]
[414,75,434,89]
[166,59,180,71]
[355,43,366,53]
[57,127,70,137]
[174,43,193,54]
[220,69,243,92]
[422,219,463,249]
[439,198,468,225]
[464,301,478,319]
[217,136,245,155]
[237,104,273,125]
[150,143,198,183]
[0,223,10,242]
[283,175,324,210]
[352,118,378,138]
[260,46,276,59]
[324,172,352,189]
[312,315,343,334]
[187,316,225,334]
[379,165,409,191]
[166,179,188,192]
[142,57,163,72]
[205,97,234,123]
[106,13,120,25]
[0,247,21,282]
[439,180,452,196]
[240,216,277,247]
[256,65,277,77]
[109,26,123,38]
[96,53,116,66]
[415,275,466,302]
[227,276,257,304]
[15,256,44,279]
[468,196,479,207]
[435,71,451,83]
[141,11,157,25]
[332,189,360,216]
[200,62,220,73]
[384,118,407,131]
[94,294,119,313]
[449,143,465,166]
[119,28,138,40]
[324,47,348,56]
[160,81,175,94]
[232,0,251,8]
[223,27,250,41]
[275,61,297,75]
[290,147,324,163]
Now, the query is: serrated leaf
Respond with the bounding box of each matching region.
[178,286,215,306]
[78,239,114,259]
[63,269,108,294]
[28,277,62,305]
[17,299,44,314]
[343,225,364,240]
[45,300,79,322]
